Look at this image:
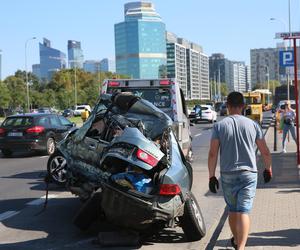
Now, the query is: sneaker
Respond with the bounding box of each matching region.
[230,237,237,250]
[282,149,287,153]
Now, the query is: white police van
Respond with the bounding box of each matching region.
[101,79,192,161]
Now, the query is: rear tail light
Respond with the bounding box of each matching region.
[160,80,170,85]
[109,81,120,87]
[26,126,45,134]
[159,184,181,196]
[136,148,159,167]
[0,128,5,136]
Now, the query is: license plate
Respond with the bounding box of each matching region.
[8,132,23,137]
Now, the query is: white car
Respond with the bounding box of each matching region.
[74,105,91,116]
[200,105,217,123]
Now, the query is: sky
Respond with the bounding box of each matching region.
[1,0,300,79]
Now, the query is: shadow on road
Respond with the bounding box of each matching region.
[1,170,66,192]
[0,196,192,250]
[248,229,300,247]
[143,229,185,244]
[0,151,48,159]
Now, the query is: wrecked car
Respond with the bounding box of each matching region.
[47,93,206,241]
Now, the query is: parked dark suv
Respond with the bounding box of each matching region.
[0,113,75,157]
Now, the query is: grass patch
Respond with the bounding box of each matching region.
[69,116,83,125]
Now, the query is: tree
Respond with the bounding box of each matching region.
[4,75,26,109]
[210,81,228,101]
[2,69,131,111]
[0,81,10,110]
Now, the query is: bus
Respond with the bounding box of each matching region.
[243,92,263,123]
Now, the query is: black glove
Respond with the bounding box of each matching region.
[209,176,219,193]
[263,169,272,183]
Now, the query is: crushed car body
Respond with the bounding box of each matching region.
[48,93,206,241]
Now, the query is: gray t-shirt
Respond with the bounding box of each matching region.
[211,115,263,173]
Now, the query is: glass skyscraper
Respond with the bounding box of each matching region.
[39,38,66,80]
[100,58,115,73]
[115,1,167,79]
[32,64,41,78]
[68,40,84,69]
[83,60,101,74]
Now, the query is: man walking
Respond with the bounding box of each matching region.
[208,92,272,250]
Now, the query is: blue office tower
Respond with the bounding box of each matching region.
[39,38,66,81]
[115,1,167,79]
[68,40,84,69]
[100,58,115,73]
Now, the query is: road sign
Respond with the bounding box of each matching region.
[279,50,294,67]
[275,32,300,39]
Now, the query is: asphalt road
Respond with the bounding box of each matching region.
[0,112,273,249]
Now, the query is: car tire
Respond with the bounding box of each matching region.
[47,151,67,186]
[180,192,206,241]
[46,137,56,155]
[1,149,12,157]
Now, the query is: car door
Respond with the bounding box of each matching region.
[68,119,109,167]
[75,136,108,167]
[179,88,192,156]
[48,115,63,142]
[57,115,74,141]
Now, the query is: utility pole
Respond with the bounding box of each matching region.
[0,49,2,81]
[210,78,213,101]
[25,37,36,112]
[214,73,217,101]
[218,68,221,101]
[287,0,291,100]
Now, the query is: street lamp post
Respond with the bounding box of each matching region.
[74,65,77,106]
[25,37,36,112]
[270,15,291,100]
[265,65,270,104]
[69,58,83,107]
[0,49,2,81]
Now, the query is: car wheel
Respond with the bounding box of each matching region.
[180,192,206,241]
[1,149,12,157]
[46,137,56,155]
[47,151,67,185]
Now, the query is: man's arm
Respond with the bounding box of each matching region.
[256,138,272,170]
[208,139,220,178]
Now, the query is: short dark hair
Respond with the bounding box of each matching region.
[227,91,244,107]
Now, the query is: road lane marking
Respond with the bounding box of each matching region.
[39,156,49,159]
[26,194,58,206]
[194,133,202,137]
[0,211,20,221]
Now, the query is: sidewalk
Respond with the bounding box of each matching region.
[214,126,300,249]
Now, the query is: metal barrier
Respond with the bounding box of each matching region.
[274,117,277,152]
